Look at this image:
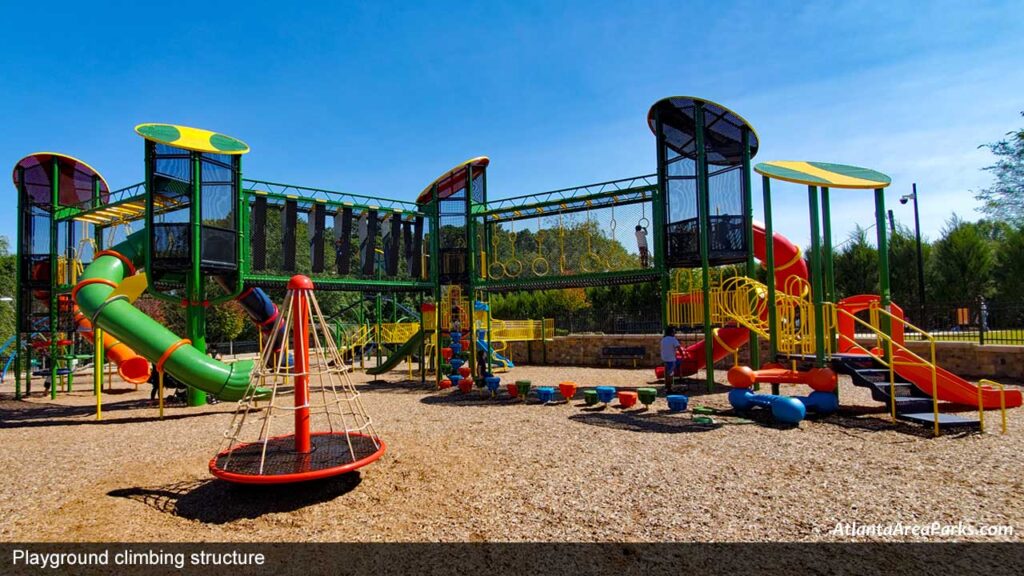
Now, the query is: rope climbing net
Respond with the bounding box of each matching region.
[210,275,385,484]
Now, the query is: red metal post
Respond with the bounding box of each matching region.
[289,275,313,453]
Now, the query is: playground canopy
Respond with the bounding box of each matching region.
[134,123,250,155]
[647,96,759,166]
[416,156,489,204]
[12,153,110,208]
[754,161,891,189]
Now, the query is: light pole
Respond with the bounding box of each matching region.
[899,183,925,309]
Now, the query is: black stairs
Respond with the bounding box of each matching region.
[828,354,980,430]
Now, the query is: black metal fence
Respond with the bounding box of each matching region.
[552,308,663,335]
[900,301,1024,345]
[213,301,1024,344]
[208,340,260,356]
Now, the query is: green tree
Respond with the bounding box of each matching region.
[888,225,931,306]
[206,301,246,343]
[975,111,1024,225]
[927,215,995,303]
[832,226,879,298]
[0,236,16,347]
[992,224,1024,305]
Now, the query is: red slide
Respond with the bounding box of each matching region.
[892,350,1022,409]
[836,294,1020,409]
[659,222,808,377]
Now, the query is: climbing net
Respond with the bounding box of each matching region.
[211,277,385,484]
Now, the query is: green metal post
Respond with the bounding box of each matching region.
[807,185,826,367]
[430,185,442,388]
[762,176,779,363]
[741,128,759,370]
[541,319,547,364]
[49,157,59,399]
[694,102,715,392]
[653,112,670,333]
[14,166,25,400]
[187,152,207,406]
[375,291,382,367]
[480,168,492,377]
[821,186,836,354]
[419,291,426,384]
[465,166,476,379]
[874,187,892,338]
[93,327,104,414]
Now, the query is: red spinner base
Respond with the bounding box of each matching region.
[210,431,386,485]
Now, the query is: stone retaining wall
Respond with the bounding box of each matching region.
[503,334,1024,380]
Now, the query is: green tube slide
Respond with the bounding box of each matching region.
[366,331,424,376]
[74,232,255,401]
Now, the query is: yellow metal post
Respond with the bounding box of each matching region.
[158,370,164,418]
[94,328,103,420]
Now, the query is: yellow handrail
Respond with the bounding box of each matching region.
[833,304,942,436]
[979,379,1008,434]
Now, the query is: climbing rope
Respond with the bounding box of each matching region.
[531,218,549,276]
[489,223,507,279]
[579,208,606,273]
[504,220,523,278]
[558,212,568,274]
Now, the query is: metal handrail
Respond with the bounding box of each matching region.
[243,178,420,211]
[485,173,658,212]
[979,379,1009,434]
[834,305,941,436]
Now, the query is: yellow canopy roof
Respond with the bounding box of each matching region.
[135,123,249,155]
[754,161,891,189]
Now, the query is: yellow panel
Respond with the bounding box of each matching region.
[134,123,249,155]
[108,271,149,304]
[773,161,886,188]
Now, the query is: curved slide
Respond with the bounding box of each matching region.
[837,295,1022,409]
[73,232,254,401]
[667,222,808,377]
[366,331,424,375]
[29,262,152,384]
[477,338,514,370]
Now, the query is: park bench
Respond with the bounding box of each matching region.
[599,346,646,368]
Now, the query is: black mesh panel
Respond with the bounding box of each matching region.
[311,202,325,273]
[412,216,424,278]
[336,206,352,275]
[283,199,297,272]
[385,213,401,276]
[251,196,267,270]
[360,210,378,276]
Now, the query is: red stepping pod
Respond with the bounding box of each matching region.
[559,381,577,401]
[617,391,638,409]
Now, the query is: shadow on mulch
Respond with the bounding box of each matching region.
[567,411,723,434]
[419,390,522,408]
[108,474,362,524]
[822,408,979,439]
[360,378,437,394]
[0,399,227,429]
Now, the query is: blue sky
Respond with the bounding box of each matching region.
[3,0,1022,249]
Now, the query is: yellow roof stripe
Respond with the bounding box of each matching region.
[771,161,883,188]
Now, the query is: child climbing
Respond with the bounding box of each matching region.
[635,225,649,268]
[451,305,462,334]
[660,327,678,393]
